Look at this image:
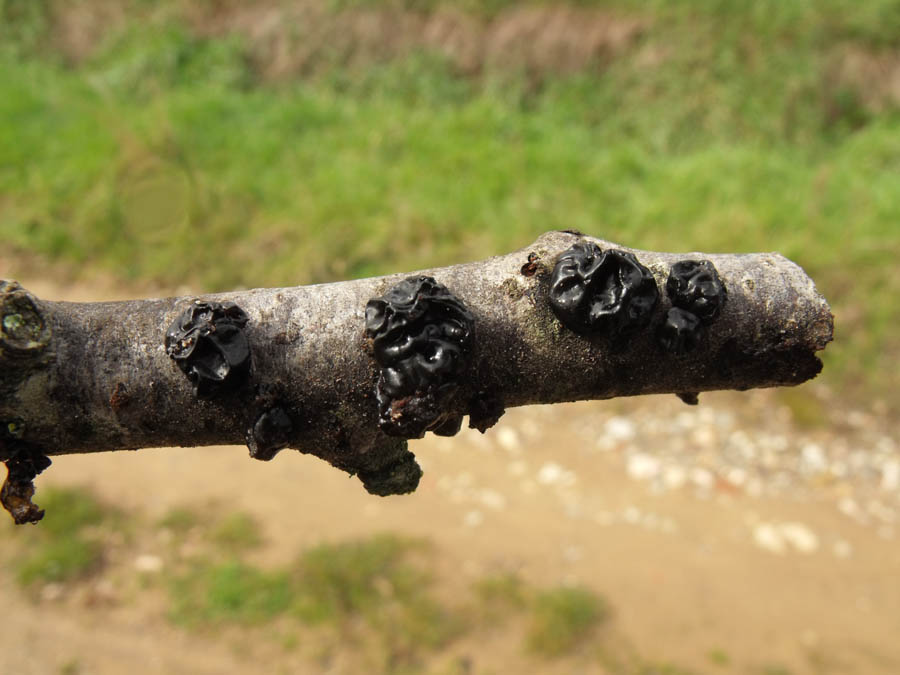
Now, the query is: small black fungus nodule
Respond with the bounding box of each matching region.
[666,259,726,323]
[657,259,726,355]
[549,242,659,341]
[658,307,705,355]
[365,276,474,438]
[165,300,251,399]
[246,406,293,462]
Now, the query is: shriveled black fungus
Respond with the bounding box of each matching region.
[658,307,705,355]
[676,392,700,405]
[165,300,251,398]
[468,391,505,433]
[431,415,464,437]
[365,276,473,438]
[246,406,293,462]
[1,444,51,524]
[549,243,659,340]
[357,449,423,496]
[666,260,726,323]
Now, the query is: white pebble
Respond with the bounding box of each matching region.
[832,540,853,559]
[690,468,714,490]
[726,467,747,487]
[867,500,896,524]
[779,522,819,554]
[627,453,661,481]
[838,497,865,522]
[507,460,528,477]
[691,426,716,448]
[605,416,636,441]
[881,459,900,491]
[801,443,827,473]
[537,462,576,487]
[563,545,583,563]
[496,427,521,454]
[663,465,687,490]
[753,523,786,554]
[594,511,614,526]
[479,489,507,511]
[41,583,65,602]
[623,506,641,524]
[463,510,484,528]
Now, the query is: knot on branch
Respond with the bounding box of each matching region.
[0,281,51,361]
[365,276,473,438]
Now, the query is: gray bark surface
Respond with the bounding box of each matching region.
[0,231,833,523]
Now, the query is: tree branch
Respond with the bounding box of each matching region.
[0,231,832,523]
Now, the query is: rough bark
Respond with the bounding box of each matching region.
[0,231,833,524]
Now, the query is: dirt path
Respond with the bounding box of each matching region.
[1,277,898,674]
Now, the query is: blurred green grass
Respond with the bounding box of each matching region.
[1,0,898,400]
[11,487,114,586]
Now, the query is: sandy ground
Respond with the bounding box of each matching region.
[1,274,898,675]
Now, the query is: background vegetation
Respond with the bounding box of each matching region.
[1,0,898,398]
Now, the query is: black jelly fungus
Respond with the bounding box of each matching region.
[246,406,293,462]
[658,307,704,354]
[365,276,473,438]
[549,243,659,340]
[468,392,505,433]
[666,260,726,323]
[165,300,251,399]
[431,415,463,437]
[1,444,51,524]
[676,392,700,405]
[357,450,422,496]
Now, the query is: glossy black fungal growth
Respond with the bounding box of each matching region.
[365,276,474,438]
[165,300,251,399]
[246,406,293,462]
[658,307,705,355]
[549,243,659,340]
[666,260,726,323]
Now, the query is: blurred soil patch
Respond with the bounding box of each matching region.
[825,46,900,118]
[188,1,645,82]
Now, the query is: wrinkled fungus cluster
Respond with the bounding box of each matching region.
[549,242,659,341]
[165,300,251,398]
[658,260,726,354]
[365,276,474,438]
